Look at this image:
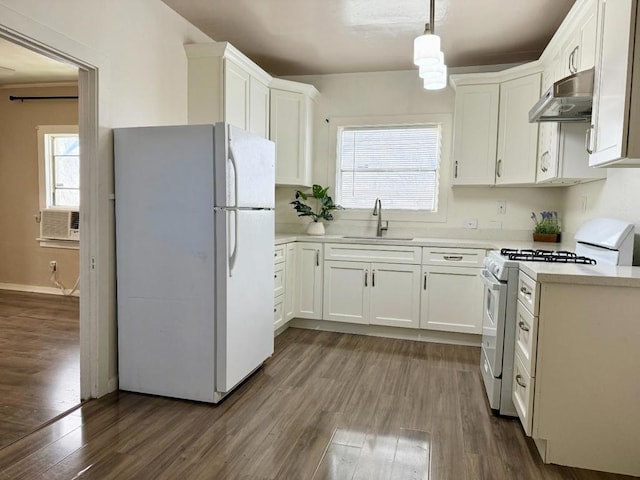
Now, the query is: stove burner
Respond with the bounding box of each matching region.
[500,248,596,265]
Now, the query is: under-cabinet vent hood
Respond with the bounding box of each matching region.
[529,68,594,123]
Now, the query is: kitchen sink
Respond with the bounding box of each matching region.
[342,236,414,241]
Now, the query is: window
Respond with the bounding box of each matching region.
[37,125,80,209]
[336,124,441,211]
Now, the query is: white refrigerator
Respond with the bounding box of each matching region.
[114,123,275,403]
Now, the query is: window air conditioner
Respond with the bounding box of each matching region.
[40,209,80,241]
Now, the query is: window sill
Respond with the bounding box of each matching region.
[37,238,80,250]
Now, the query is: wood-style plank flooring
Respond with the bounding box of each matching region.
[0,290,80,449]
[0,327,635,479]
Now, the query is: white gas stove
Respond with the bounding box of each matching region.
[480,218,635,416]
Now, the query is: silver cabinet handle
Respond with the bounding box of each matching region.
[364,270,368,287]
[570,45,579,74]
[423,273,427,290]
[444,255,463,261]
[454,160,459,179]
[496,159,502,178]
[515,374,527,388]
[585,125,594,154]
[274,274,277,279]
[372,270,376,287]
[518,320,530,332]
[520,286,531,296]
[315,249,320,266]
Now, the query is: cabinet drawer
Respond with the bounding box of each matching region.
[517,271,539,315]
[513,353,535,436]
[274,263,285,298]
[274,245,286,264]
[422,247,485,267]
[515,300,538,377]
[274,294,284,330]
[325,243,421,264]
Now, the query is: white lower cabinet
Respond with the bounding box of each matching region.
[420,265,484,334]
[284,243,297,322]
[323,260,421,328]
[323,261,370,324]
[274,294,285,331]
[296,242,323,319]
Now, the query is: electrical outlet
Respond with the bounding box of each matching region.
[464,219,478,229]
[497,200,507,215]
[49,261,57,273]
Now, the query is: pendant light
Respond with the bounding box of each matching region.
[414,0,447,90]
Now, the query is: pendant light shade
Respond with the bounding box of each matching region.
[423,65,447,90]
[414,0,447,90]
[413,31,441,67]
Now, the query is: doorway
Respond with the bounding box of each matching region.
[0,37,81,448]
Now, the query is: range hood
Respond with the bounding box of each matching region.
[529,68,594,123]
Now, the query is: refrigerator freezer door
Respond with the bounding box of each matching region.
[214,208,275,393]
[214,123,275,209]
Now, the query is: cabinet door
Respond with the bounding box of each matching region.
[496,73,541,185]
[579,1,598,71]
[249,77,269,139]
[420,266,483,334]
[270,89,310,186]
[589,0,635,166]
[224,59,250,130]
[323,261,370,324]
[296,243,323,319]
[284,243,297,321]
[369,263,421,329]
[452,84,499,185]
[537,62,560,183]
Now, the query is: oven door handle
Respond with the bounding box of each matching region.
[480,269,503,291]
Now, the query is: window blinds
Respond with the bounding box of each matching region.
[338,125,441,210]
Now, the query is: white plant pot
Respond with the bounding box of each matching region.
[307,222,325,236]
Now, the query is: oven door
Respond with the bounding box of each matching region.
[480,268,507,377]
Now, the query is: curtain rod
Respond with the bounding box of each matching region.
[9,95,78,102]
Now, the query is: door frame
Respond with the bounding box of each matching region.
[1,7,112,398]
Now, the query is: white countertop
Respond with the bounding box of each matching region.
[275,233,497,249]
[276,233,640,286]
[519,261,640,287]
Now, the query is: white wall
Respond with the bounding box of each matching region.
[0,0,212,395]
[563,170,640,263]
[277,70,564,240]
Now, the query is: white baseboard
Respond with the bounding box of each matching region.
[0,282,80,297]
[289,318,481,347]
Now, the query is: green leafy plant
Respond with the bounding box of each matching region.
[290,184,343,222]
[531,211,561,234]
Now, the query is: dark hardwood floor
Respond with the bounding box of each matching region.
[0,327,635,479]
[0,290,80,449]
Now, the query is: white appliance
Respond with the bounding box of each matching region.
[114,123,275,403]
[480,217,635,416]
[40,208,80,240]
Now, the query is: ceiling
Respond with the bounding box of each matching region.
[162,0,577,76]
[0,37,78,85]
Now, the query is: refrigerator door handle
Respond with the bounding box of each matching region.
[228,210,239,277]
[228,143,239,208]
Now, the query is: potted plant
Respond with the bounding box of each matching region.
[290,184,342,235]
[531,211,561,243]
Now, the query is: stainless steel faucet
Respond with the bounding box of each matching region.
[372,198,389,237]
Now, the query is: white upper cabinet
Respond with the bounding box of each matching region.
[588,0,640,167]
[559,2,597,78]
[450,69,541,186]
[452,84,499,185]
[496,73,541,185]
[185,42,272,139]
[270,78,319,187]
